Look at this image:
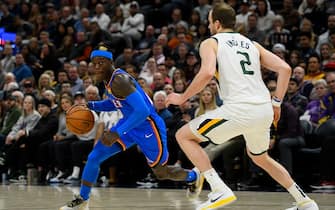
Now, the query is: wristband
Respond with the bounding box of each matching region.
[271,96,282,107]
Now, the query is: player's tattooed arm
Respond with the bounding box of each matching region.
[111,74,136,99]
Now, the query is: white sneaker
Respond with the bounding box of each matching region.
[63,176,80,184]
[286,200,319,210]
[59,194,89,210]
[187,168,204,199]
[196,189,237,210]
[49,171,65,183]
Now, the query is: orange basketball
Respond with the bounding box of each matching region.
[66,105,95,135]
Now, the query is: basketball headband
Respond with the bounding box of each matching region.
[90,46,113,60]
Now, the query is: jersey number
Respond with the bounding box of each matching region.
[237,51,254,75]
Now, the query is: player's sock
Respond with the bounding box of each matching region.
[203,168,230,192]
[287,183,311,204]
[186,170,197,182]
[80,184,91,200]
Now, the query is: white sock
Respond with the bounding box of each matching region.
[203,168,230,192]
[287,183,310,204]
[71,166,80,179]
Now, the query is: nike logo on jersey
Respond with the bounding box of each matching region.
[145,133,153,138]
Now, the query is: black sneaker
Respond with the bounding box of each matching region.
[136,173,158,188]
[59,194,89,210]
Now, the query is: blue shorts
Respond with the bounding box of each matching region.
[116,116,169,167]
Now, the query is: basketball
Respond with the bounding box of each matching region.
[66,105,95,135]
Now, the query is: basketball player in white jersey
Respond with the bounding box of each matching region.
[166,3,318,210]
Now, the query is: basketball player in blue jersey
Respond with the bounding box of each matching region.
[60,43,200,210]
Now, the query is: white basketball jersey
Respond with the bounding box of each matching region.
[212,32,271,104]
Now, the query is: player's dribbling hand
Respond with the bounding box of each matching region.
[165,93,184,106]
[101,131,119,146]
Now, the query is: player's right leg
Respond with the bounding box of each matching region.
[176,124,237,209]
[59,141,124,210]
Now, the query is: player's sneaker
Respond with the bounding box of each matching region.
[286,200,319,210]
[186,168,204,199]
[196,189,236,210]
[59,194,89,210]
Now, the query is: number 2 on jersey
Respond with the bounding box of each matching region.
[237,51,254,75]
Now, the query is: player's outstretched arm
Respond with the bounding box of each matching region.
[87,99,118,112]
[166,38,217,106]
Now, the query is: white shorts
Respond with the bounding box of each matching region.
[189,102,273,155]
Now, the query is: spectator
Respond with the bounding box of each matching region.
[301,79,329,126]
[45,95,77,183]
[267,79,304,176]
[278,0,301,31]
[0,44,15,73]
[304,54,325,85]
[316,14,335,54]
[272,43,287,61]
[6,98,58,181]
[245,13,266,46]
[292,66,314,99]
[121,1,145,45]
[194,0,212,23]
[3,95,40,153]
[266,15,292,49]
[12,53,34,85]
[319,42,333,66]
[151,72,166,92]
[68,66,84,96]
[207,78,223,106]
[297,31,316,63]
[91,4,111,30]
[68,31,92,63]
[235,0,251,29]
[153,90,173,124]
[284,77,309,116]
[139,57,157,86]
[318,72,335,124]
[255,0,275,33]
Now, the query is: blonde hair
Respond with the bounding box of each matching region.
[196,87,217,117]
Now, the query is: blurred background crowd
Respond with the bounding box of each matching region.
[0,0,334,192]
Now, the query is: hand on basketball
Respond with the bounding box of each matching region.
[165,93,185,107]
[101,131,119,146]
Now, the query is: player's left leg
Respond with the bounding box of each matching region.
[59,141,124,210]
[248,151,319,210]
[245,126,319,210]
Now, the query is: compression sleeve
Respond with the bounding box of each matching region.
[88,99,117,112]
[112,91,150,136]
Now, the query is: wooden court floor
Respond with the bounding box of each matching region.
[0,184,334,210]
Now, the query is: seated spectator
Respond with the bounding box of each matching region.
[266,15,292,49]
[12,53,34,86]
[300,79,329,126]
[318,72,335,124]
[5,98,58,181]
[292,66,314,99]
[37,95,75,182]
[121,1,145,45]
[284,77,308,116]
[153,91,173,125]
[267,79,304,175]
[245,13,266,46]
[1,95,40,173]
[304,54,325,87]
[0,93,22,147]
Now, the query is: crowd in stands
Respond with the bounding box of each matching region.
[0,0,334,192]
